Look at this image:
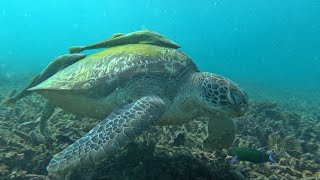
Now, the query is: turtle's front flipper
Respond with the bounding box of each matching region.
[47,96,165,174]
[203,114,236,151]
[39,101,56,138]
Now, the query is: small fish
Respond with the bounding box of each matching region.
[228,147,276,164]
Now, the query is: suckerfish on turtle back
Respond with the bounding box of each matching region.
[29,44,248,175]
[69,30,181,54]
[2,54,86,106]
[2,30,180,107]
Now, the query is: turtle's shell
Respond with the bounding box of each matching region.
[31,44,198,95]
[30,44,199,118]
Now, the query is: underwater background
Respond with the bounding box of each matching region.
[0,0,320,179]
[1,0,320,89]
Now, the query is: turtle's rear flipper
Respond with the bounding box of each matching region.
[47,96,165,175]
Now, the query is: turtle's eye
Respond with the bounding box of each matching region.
[227,88,248,106]
[228,91,238,105]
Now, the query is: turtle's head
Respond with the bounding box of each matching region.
[193,72,248,117]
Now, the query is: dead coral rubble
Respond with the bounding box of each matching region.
[0,86,320,179]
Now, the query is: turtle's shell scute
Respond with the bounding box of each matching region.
[31,44,199,93]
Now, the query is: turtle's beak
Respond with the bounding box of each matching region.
[226,90,249,117]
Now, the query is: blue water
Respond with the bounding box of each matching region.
[0,0,319,89]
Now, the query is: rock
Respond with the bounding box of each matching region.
[265,109,284,120]
[268,175,278,180]
[158,173,174,180]
[173,133,185,146]
[302,153,315,161]
[314,171,320,178]
[302,170,313,178]
[301,177,316,180]
[5,151,16,159]
[0,164,9,176]
[301,142,319,153]
[279,158,289,166]
[275,166,299,177]
[268,164,280,170]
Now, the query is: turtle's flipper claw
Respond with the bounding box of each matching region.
[47,96,165,175]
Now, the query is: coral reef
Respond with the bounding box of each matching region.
[232,100,320,179]
[0,82,320,179]
[53,142,239,180]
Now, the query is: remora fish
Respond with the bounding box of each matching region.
[69,30,180,54]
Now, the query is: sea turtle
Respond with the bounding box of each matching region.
[69,30,181,54]
[28,44,248,174]
[3,30,178,106]
[2,54,86,106]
